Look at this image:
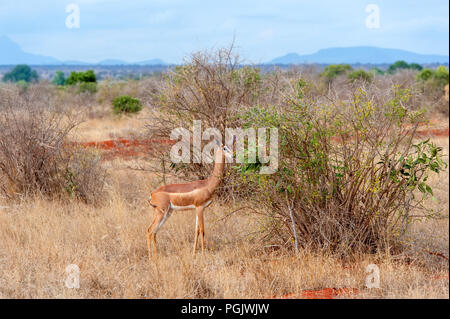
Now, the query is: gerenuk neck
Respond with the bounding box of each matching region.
[207,148,225,191]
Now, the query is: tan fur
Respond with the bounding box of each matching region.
[147,145,228,259]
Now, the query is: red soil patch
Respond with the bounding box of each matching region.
[78,123,448,160]
[271,288,359,299]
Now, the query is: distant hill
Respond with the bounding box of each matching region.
[0,36,60,65]
[270,46,449,65]
[0,36,166,65]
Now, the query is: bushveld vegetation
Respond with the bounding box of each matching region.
[2,64,38,85]
[113,95,142,114]
[0,50,448,298]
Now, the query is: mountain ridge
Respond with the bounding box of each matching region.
[0,36,167,65]
[270,46,449,64]
[1,36,448,66]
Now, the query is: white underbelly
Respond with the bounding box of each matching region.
[169,203,196,211]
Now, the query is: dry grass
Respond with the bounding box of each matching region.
[72,108,151,142]
[0,135,448,298]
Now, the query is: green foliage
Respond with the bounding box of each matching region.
[433,66,450,87]
[16,80,29,92]
[66,70,97,85]
[409,63,423,71]
[416,68,434,82]
[2,64,38,83]
[233,84,446,254]
[52,71,66,86]
[231,66,262,102]
[416,66,449,88]
[347,69,374,83]
[320,64,352,80]
[388,60,423,73]
[387,60,409,73]
[113,95,142,114]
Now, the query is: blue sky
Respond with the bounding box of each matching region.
[0,0,448,63]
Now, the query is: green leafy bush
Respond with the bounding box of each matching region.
[320,64,352,81]
[16,80,29,93]
[416,66,449,88]
[347,69,374,82]
[416,68,434,82]
[388,60,423,73]
[52,71,66,86]
[113,95,142,114]
[66,70,97,85]
[65,70,97,94]
[234,85,446,255]
[433,66,450,87]
[409,63,423,71]
[2,64,38,83]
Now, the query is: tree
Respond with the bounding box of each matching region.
[416,66,449,88]
[416,68,434,82]
[388,60,409,73]
[433,66,449,87]
[66,70,97,85]
[113,96,142,114]
[2,64,38,83]
[52,71,66,86]
[388,60,423,73]
[347,69,374,83]
[320,64,352,81]
[409,63,423,71]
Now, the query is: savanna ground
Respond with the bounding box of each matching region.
[0,56,449,299]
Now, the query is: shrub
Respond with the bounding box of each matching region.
[235,85,446,256]
[65,70,97,95]
[388,61,422,74]
[113,95,142,114]
[2,64,38,83]
[0,86,107,204]
[416,67,449,87]
[347,69,374,83]
[16,80,29,93]
[409,63,423,71]
[320,64,352,81]
[388,60,410,73]
[433,66,449,87]
[416,68,434,82]
[52,71,66,86]
[66,70,97,85]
